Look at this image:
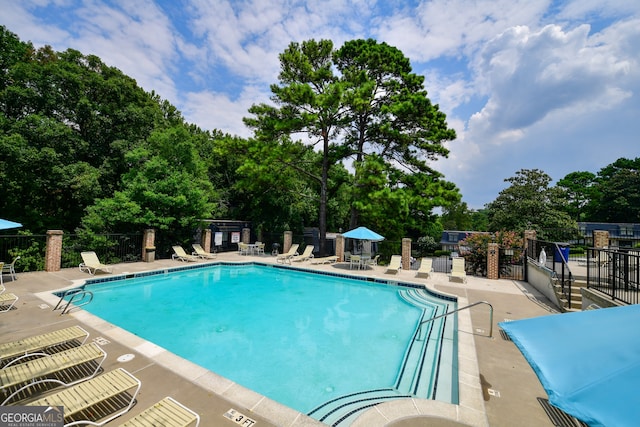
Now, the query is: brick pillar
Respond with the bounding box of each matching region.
[283,231,293,253]
[593,230,609,248]
[45,230,64,272]
[242,227,251,244]
[201,228,212,252]
[142,229,156,262]
[401,238,412,270]
[336,234,345,262]
[487,242,499,280]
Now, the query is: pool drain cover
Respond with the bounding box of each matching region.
[117,353,135,362]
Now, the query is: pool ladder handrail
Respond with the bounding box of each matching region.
[53,288,94,315]
[417,301,493,340]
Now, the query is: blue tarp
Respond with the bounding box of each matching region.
[342,226,384,242]
[500,305,640,427]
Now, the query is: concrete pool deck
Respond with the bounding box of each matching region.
[0,252,559,427]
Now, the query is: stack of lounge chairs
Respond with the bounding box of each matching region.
[192,243,217,259]
[172,245,200,262]
[0,325,201,426]
[276,244,300,264]
[292,245,315,262]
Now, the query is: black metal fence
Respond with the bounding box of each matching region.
[499,248,525,280]
[585,248,640,305]
[0,234,47,272]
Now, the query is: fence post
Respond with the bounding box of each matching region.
[487,242,499,280]
[242,227,251,244]
[283,231,293,253]
[402,238,412,270]
[142,229,156,262]
[336,234,345,261]
[201,228,212,252]
[45,230,64,272]
[593,230,609,248]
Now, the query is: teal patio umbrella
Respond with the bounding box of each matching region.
[0,219,22,230]
[342,226,384,242]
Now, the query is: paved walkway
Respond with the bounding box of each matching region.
[0,253,560,426]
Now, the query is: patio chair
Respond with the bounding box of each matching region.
[350,254,362,270]
[192,243,217,259]
[276,244,300,264]
[385,255,402,274]
[449,257,467,283]
[0,325,89,367]
[416,258,433,278]
[2,256,20,281]
[1,342,107,404]
[172,246,199,262]
[119,396,200,427]
[292,245,314,262]
[0,282,18,313]
[27,368,141,426]
[365,254,380,267]
[255,242,265,255]
[79,251,113,275]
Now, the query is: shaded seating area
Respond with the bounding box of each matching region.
[449,257,468,283]
[416,257,433,278]
[119,396,200,427]
[0,325,89,368]
[385,255,402,274]
[172,246,199,262]
[1,343,107,404]
[192,243,217,259]
[276,244,299,264]
[79,251,113,275]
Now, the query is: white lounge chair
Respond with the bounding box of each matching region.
[119,396,200,427]
[292,245,314,262]
[449,257,467,283]
[0,282,18,313]
[79,251,113,275]
[1,343,107,404]
[172,246,199,262]
[310,256,337,264]
[0,325,89,367]
[2,256,20,281]
[27,368,141,426]
[276,244,299,264]
[192,243,217,259]
[385,255,402,274]
[416,258,433,278]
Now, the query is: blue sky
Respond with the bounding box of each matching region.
[2,0,638,210]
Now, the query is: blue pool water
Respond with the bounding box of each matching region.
[72,263,457,422]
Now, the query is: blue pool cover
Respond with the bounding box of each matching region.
[499,304,640,427]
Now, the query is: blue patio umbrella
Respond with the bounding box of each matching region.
[342,226,384,242]
[500,304,640,427]
[0,219,22,230]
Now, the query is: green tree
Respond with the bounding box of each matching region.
[556,171,596,221]
[245,38,459,252]
[587,158,640,223]
[486,169,577,240]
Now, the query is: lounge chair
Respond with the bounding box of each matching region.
[1,342,106,404]
[172,246,199,262]
[385,255,402,274]
[0,325,89,367]
[276,244,299,264]
[2,256,20,281]
[449,257,467,283]
[310,256,337,264]
[119,396,200,427]
[292,245,314,262]
[27,368,141,426]
[79,251,113,275]
[416,258,433,278]
[0,282,18,313]
[192,243,217,259]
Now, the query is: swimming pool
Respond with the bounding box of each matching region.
[64,263,458,425]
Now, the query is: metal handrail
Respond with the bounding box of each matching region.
[53,288,94,315]
[417,300,494,340]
